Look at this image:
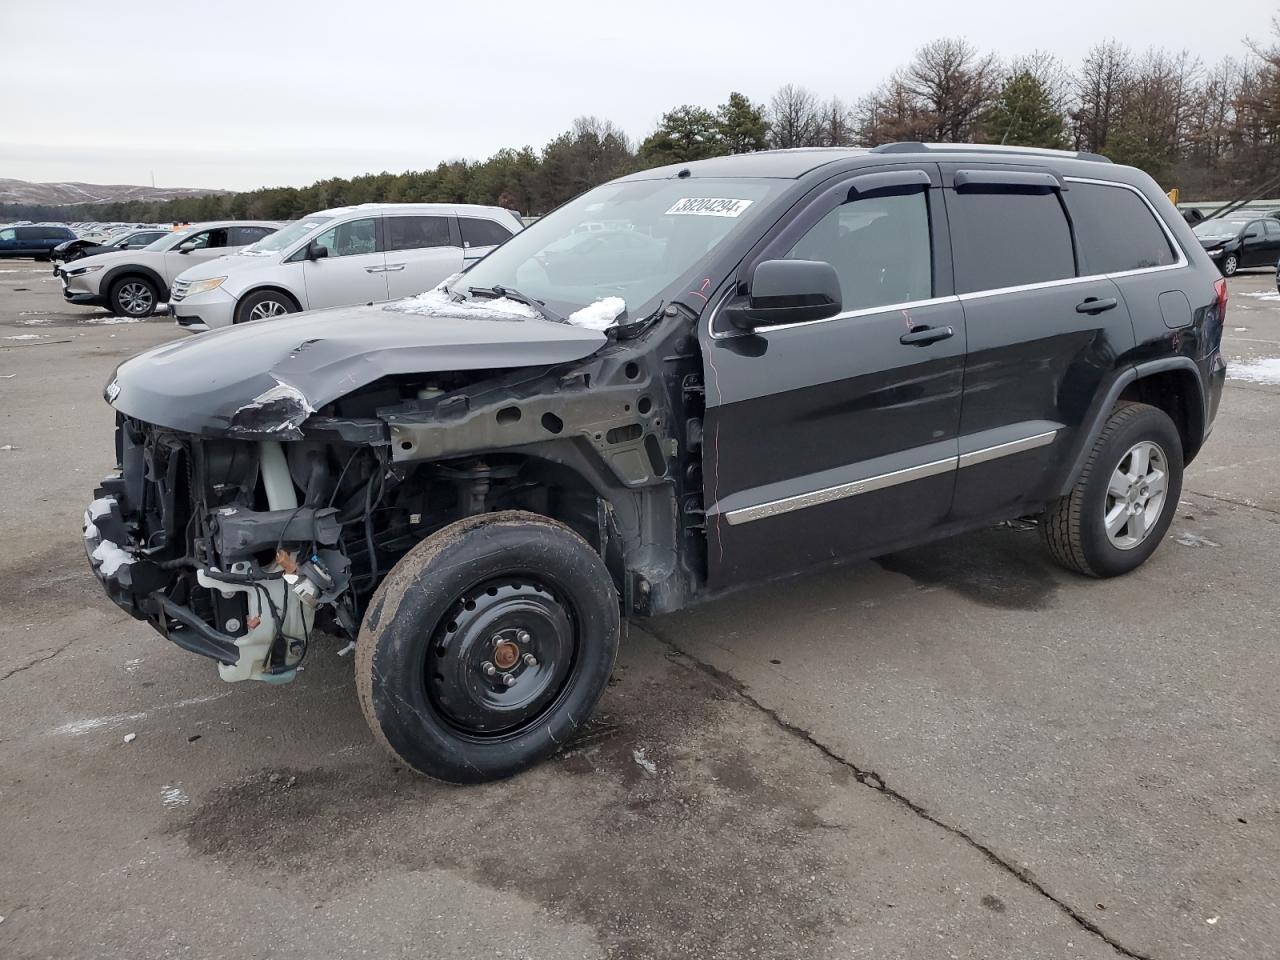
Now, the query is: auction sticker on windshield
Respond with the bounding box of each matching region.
[665,198,754,217]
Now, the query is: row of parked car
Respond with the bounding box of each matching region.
[13,195,1280,336]
[48,202,523,328]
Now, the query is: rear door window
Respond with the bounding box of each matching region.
[782,190,933,311]
[385,215,452,251]
[1064,181,1178,274]
[459,217,513,249]
[949,186,1075,293]
[1265,220,1280,238]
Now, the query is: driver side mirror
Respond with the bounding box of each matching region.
[723,259,843,331]
[306,242,329,261]
[177,241,196,253]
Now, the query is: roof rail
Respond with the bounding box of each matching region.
[870,142,1112,163]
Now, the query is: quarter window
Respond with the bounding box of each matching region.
[385,215,452,251]
[782,190,933,312]
[459,217,513,249]
[1064,182,1178,274]
[949,188,1075,293]
[312,218,378,257]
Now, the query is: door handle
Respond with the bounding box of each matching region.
[1076,297,1118,315]
[383,263,406,272]
[899,325,954,346]
[364,266,386,273]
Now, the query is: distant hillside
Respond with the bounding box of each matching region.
[0,178,226,207]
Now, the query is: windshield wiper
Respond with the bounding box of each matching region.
[467,285,568,324]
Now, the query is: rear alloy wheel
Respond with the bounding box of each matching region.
[1040,402,1183,578]
[1221,253,1239,276]
[356,511,619,783]
[110,276,158,317]
[234,289,299,324]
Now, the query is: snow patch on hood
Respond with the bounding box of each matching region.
[568,297,626,331]
[384,287,539,322]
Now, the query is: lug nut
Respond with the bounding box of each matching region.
[501,673,516,687]
[491,634,504,645]
[517,630,531,644]
[523,653,538,667]
[481,661,496,676]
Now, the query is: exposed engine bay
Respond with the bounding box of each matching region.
[84,310,707,684]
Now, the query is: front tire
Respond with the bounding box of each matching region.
[234,289,300,324]
[1040,402,1183,578]
[356,511,620,783]
[1221,253,1239,276]
[109,276,159,317]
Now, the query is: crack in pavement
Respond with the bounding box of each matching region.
[1185,488,1280,517]
[0,637,77,682]
[644,623,1156,960]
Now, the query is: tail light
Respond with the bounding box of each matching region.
[1214,277,1228,319]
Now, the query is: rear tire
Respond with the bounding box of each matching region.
[109,276,159,317]
[356,511,619,783]
[1040,402,1183,578]
[233,289,299,324]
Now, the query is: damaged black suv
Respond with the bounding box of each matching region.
[84,144,1227,782]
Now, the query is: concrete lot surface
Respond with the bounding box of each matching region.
[1,262,1277,959]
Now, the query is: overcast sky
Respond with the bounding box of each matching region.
[3,0,1275,191]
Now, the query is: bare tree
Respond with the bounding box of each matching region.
[1009,50,1074,117]
[902,38,1001,141]
[1072,41,1131,152]
[816,97,855,146]
[767,84,822,148]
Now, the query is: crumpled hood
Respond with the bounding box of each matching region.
[107,302,609,438]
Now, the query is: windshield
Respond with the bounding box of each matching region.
[454,178,788,320]
[241,216,334,256]
[1193,219,1248,237]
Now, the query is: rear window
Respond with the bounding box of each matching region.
[386,215,452,251]
[460,217,513,249]
[1065,182,1177,274]
[949,187,1076,294]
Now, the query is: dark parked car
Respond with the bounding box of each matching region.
[51,228,171,270]
[84,143,1226,783]
[1192,215,1280,275]
[0,224,76,259]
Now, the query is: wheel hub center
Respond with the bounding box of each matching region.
[493,639,520,670]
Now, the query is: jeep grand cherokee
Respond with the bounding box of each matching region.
[83,143,1226,783]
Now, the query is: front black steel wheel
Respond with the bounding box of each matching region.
[356,511,619,783]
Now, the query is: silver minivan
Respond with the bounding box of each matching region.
[170,203,523,330]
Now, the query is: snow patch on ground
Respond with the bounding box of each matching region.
[632,747,657,775]
[1227,357,1280,384]
[160,785,190,807]
[85,316,146,325]
[1175,533,1222,548]
[53,711,149,736]
[3,334,45,340]
[1242,291,1280,301]
[385,287,538,322]
[568,296,626,331]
